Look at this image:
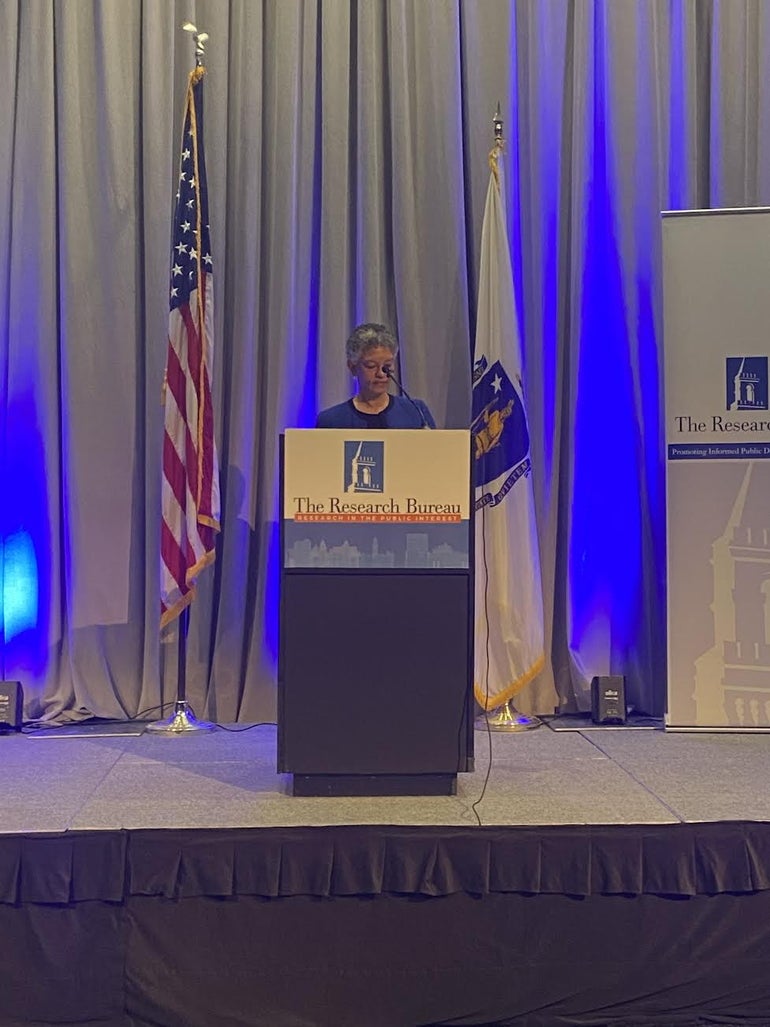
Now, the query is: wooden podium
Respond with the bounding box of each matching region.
[278,429,474,796]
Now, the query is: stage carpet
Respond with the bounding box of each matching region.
[2,719,770,1026]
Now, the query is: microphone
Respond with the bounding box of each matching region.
[383,367,431,428]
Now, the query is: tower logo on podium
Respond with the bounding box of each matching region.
[726,356,768,411]
[344,441,384,493]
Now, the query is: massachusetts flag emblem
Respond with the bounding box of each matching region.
[472,357,530,503]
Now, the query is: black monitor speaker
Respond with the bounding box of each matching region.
[0,682,23,731]
[591,675,626,725]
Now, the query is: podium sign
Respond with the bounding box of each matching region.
[664,209,770,730]
[282,428,470,569]
[279,429,474,794]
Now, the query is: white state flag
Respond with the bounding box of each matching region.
[472,145,545,709]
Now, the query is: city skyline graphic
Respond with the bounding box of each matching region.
[284,523,469,569]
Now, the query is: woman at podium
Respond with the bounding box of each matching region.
[316,322,435,429]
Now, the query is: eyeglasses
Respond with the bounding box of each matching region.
[359,361,394,374]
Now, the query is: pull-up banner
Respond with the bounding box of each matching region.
[663,208,770,730]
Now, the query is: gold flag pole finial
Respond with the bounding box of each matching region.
[183,22,209,67]
[493,102,503,142]
[489,103,505,183]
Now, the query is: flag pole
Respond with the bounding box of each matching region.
[148,605,215,733]
[149,610,213,733]
[474,103,540,733]
[148,23,216,734]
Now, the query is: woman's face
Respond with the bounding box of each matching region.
[348,345,396,401]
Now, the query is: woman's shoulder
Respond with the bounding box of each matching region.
[390,394,436,428]
[316,399,355,428]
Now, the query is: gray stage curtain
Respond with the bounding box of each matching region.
[1,0,769,723]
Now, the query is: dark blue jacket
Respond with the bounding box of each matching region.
[315,395,436,429]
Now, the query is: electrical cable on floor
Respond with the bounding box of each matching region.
[21,710,277,734]
[21,701,177,733]
[129,702,176,721]
[215,721,276,732]
[470,503,493,827]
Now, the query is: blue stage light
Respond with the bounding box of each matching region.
[1,531,39,642]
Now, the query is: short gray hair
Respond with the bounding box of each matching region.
[345,323,398,365]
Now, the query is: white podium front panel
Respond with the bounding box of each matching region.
[282,429,470,570]
[664,208,770,729]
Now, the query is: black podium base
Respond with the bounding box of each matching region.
[292,773,458,797]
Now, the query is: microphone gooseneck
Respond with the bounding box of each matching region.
[383,367,431,428]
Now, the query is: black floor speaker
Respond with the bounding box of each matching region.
[0,682,23,731]
[591,675,626,724]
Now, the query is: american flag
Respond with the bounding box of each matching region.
[160,65,221,628]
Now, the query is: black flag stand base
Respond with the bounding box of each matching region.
[148,607,215,734]
[475,700,540,732]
